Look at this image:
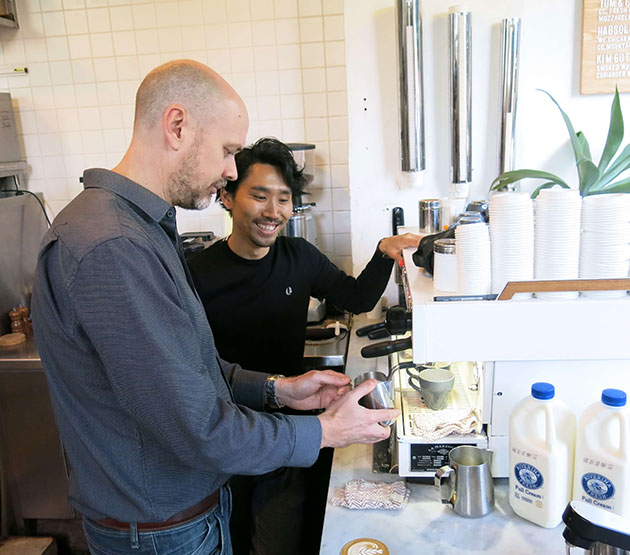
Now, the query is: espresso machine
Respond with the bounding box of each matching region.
[357,239,630,478]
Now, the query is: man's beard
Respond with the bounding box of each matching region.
[167,134,225,210]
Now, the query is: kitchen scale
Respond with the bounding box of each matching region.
[390,350,488,478]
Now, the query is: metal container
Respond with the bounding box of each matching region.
[397,0,425,172]
[354,371,395,426]
[449,8,472,186]
[281,205,320,250]
[435,446,495,518]
[419,199,442,234]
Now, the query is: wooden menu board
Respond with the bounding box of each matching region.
[582,0,630,94]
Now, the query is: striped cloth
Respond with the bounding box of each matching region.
[331,479,409,510]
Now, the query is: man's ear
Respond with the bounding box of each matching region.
[220,187,234,209]
[163,104,186,150]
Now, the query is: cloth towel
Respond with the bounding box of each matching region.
[410,408,480,441]
[331,479,409,510]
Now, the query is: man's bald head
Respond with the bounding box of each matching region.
[133,59,231,131]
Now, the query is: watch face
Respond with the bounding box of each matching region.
[341,538,389,555]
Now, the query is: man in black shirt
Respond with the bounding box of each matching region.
[188,138,420,555]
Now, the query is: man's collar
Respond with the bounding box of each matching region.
[82,168,172,223]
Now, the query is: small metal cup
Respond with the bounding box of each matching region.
[353,371,395,426]
[435,446,495,518]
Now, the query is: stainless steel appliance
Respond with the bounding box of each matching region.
[303,313,351,371]
[180,231,217,255]
[283,204,319,250]
[0,193,75,532]
[282,143,326,323]
[0,93,22,164]
[396,234,630,478]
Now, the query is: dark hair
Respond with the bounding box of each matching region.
[221,138,308,210]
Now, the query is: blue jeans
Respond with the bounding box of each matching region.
[82,488,232,555]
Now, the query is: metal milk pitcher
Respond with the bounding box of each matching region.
[435,445,495,518]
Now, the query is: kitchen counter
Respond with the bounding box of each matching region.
[318,314,566,555]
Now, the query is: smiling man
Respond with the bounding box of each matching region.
[187,137,421,555]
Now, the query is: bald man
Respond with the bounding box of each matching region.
[31,60,398,555]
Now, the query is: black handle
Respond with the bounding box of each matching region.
[361,337,411,358]
[562,501,630,551]
[392,206,405,235]
[367,327,390,340]
[385,305,412,335]
[355,322,386,337]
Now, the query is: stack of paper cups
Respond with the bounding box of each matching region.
[580,194,630,298]
[489,192,534,298]
[535,188,582,299]
[455,221,491,295]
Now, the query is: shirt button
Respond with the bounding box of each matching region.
[167,209,174,218]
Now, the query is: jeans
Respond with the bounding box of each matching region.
[82,488,232,555]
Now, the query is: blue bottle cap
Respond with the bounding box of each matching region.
[601,389,627,407]
[531,382,555,400]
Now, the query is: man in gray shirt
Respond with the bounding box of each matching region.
[31,60,398,555]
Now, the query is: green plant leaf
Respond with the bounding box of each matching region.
[578,159,601,195]
[531,182,570,198]
[577,131,592,161]
[587,178,630,194]
[598,87,624,172]
[538,89,594,191]
[537,89,589,164]
[595,143,630,190]
[490,169,569,191]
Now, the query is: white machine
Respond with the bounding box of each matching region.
[392,353,487,478]
[395,246,630,478]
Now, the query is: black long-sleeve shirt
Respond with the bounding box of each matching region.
[188,237,394,376]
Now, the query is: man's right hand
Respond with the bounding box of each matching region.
[317,379,401,448]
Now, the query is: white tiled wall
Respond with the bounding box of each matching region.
[0,0,351,271]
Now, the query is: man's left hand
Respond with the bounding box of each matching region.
[275,370,351,411]
[378,232,422,263]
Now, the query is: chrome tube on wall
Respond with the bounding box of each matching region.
[498,18,521,183]
[397,0,425,172]
[449,7,472,187]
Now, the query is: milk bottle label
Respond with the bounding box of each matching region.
[580,472,616,508]
[515,463,544,490]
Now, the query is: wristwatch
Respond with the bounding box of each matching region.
[265,374,285,410]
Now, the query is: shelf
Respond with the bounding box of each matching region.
[402,247,630,363]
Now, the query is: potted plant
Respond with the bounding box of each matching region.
[490,87,630,198]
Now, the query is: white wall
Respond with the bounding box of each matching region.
[0,0,352,271]
[345,0,629,284]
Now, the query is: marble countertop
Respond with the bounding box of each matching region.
[318,314,568,555]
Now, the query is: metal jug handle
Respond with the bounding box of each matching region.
[435,465,455,506]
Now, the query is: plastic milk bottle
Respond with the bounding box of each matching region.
[509,382,576,527]
[573,389,629,518]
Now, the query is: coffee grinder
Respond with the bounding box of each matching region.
[282,143,324,322]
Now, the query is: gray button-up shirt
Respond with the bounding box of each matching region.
[31,169,321,522]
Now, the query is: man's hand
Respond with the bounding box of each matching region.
[275,370,351,411]
[317,379,401,448]
[378,232,422,263]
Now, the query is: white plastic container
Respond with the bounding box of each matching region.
[509,382,577,528]
[572,389,630,518]
[433,238,457,292]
